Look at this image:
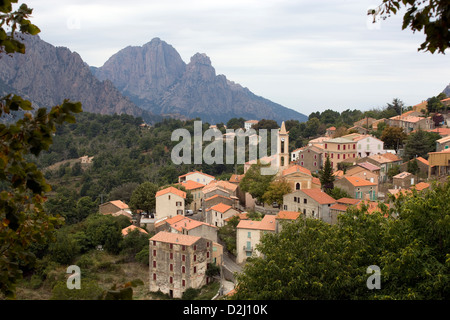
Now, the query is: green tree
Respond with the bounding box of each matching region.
[386,98,404,115]
[319,155,334,193]
[129,182,159,213]
[0,1,82,298]
[403,129,440,161]
[239,162,275,204]
[226,117,246,130]
[406,159,420,175]
[262,179,292,205]
[380,126,407,152]
[369,0,450,53]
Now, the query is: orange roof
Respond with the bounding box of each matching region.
[121,225,148,236]
[104,200,129,210]
[171,217,215,232]
[155,186,186,199]
[416,157,429,166]
[203,180,238,194]
[224,212,249,222]
[207,202,233,213]
[276,211,301,220]
[282,164,312,177]
[150,231,200,246]
[229,174,244,183]
[381,153,402,162]
[178,170,215,180]
[237,214,276,231]
[204,194,232,202]
[337,198,361,205]
[329,203,349,212]
[356,200,389,214]
[343,176,377,187]
[412,182,430,191]
[179,180,205,190]
[301,188,336,205]
[312,177,321,186]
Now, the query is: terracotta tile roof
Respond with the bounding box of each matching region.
[104,200,129,210]
[237,214,276,231]
[357,162,380,171]
[229,174,244,183]
[207,202,233,213]
[171,217,216,232]
[178,170,216,180]
[329,203,349,212]
[427,127,450,136]
[204,194,232,202]
[282,164,312,177]
[150,231,200,246]
[122,225,148,236]
[356,200,389,214]
[415,157,429,166]
[202,180,238,194]
[436,135,450,144]
[302,188,336,205]
[412,182,430,191]
[178,180,205,190]
[245,120,259,124]
[343,176,377,187]
[336,198,361,205]
[381,153,402,162]
[224,212,249,222]
[276,211,301,220]
[155,186,186,199]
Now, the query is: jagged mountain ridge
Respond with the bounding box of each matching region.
[0,35,157,123]
[94,38,308,124]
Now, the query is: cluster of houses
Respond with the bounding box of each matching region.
[96,101,450,299]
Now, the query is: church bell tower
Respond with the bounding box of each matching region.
[278,121,289,173]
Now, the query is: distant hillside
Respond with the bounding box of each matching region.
[94,38,308,124]
[443,83,450,97]
[0,35,158,124]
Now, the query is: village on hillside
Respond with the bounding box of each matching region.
[98,98,450,299]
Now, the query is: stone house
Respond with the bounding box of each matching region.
[282,188,336,224]
[344,162,380,185]
[236,215,276,264]
[436,135,450,152]
[206,203,240,227]
[387,111,434,133]
[393,171,416,189]
[178,180,205,212]
[99,200,132,220]
[244,120,259,131]
[155,187,186,220]
[204,194,235,211]
[335,176,378,200]
[399,157,429,178]
[274,211,301,233]
[149,231,213,298]
[358,153,402,183]
[155,215,218,243]
[295,144,324,174]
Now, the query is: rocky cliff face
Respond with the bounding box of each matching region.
[0,35,154,122]
[94,38,308,124]
[443,83,450,97]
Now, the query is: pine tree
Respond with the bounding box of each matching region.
[319,155,335,193]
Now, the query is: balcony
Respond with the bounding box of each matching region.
[243,246,253,252]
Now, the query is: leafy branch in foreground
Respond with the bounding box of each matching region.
[369,0,449,53]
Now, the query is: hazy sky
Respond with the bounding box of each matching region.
[24,0,449,117]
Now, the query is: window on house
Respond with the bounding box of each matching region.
[248,232,251,238]
[182,266,186,273]
[343,145,346,150]
[168,195,171,200]
[343,154,346,160]
[153,250,156,257]
[301,161,304,166]
[294,196,297,202]
[325,143,328,149]
[314,162,317,166]
[331,153,334,158]
[170,277,173,284]
[182,246,186,251]
[194,255,197,262]
[337,154,340,159]
[207,252,210,258]
[170,264,173,271]
[194,267,197,274]
[153,273,156,281]
[182,255,186,262]
[283,205,287,210]
[170,252,173,259]
[170,244,173,249]
[182,280,186,287]
[338,145,340,150]
[353,144,356,149]
[304,198,307,204]
[153,261,156,268]
[296,183,300,190]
